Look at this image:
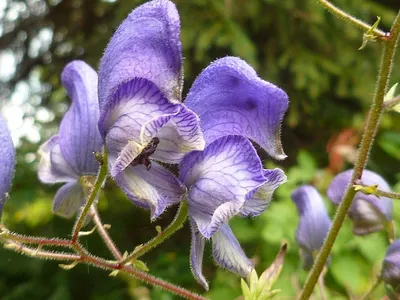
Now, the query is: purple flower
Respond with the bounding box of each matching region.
[180,136,287,289]
[382,240,400,296]
[327,169,393,235]
[97,0,208,219]
[0,114,15,219]
[292,185,331,270]
[38,60,103,218]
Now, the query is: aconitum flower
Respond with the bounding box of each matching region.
[292,185,331,270]
[382,240,400,297]
[97,0,207,219]
[38,61,102,218]
[327,169,393,235]
[0,114,15,219]
[180,136,287,289]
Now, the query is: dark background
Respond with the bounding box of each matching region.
[0,0,399,299]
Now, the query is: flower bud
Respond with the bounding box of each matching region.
[327,169,392,235]
[382,240,400,299]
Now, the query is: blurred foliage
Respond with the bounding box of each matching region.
[0,0,400,299]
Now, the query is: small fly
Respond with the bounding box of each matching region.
[130,137,160,170]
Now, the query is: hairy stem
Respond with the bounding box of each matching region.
[317,0,387,38]
[72,151,108,242]
[299,10,400,300]
[121,201,188,264]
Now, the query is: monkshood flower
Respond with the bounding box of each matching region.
[292,185,331,270]
[327,169,393,235]
[0,114,15,219]
[180,135,287,290]
[97,0,206,218]
[38,60,103,218]
[382,240,400,298]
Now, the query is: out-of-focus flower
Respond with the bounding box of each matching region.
[38,60,103,218]
[0,114,15,219]
[292,185,331,270]
[327,169,392,235]
[97,0,205,219]
[382,240,400,299]
[180,136,286,289]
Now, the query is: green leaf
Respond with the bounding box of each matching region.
[241,278,252,300]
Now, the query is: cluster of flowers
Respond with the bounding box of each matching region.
[292,170,399,295]
[0,0,289,290]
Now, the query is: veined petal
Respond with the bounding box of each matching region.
[292,185,331,270]
[212,224,253,278]
[180,135,267,238]
[115,162,185,219]
[327,169,393,235]
[240,168,287,217]
[152,106,205,164]
[59,61,102,175]
[184,57,289,160]
[0,114,15,217]
[53,180,85,218]
[189,217,209,290]
[99,78,178,166]
[38,136,79,183]
[98,0,183,109]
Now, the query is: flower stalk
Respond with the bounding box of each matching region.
[299,9,400,300]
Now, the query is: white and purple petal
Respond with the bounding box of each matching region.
[0,114,15,217]
[59,60,102,175]
[38,135,78,183]
[98,0,183,108]
[180,135,268,238]
[189,217,208,290]
[115,162,185,219]
[292,185,331,270]
[53,180,85,219]
[327,169,393,235]
[184,57,289,160]
[212,224,254,279]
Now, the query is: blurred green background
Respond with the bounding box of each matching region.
[0,0,400,299]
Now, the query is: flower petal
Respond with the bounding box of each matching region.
[327,169,393,234]
[180,135,267,238]
[59,60,102,175]
[0,114,15,217]
[98,78,179,173]
[212,223,253,278]
[152,106,205,164]
[184,57,289,160]
[98,0,183,108]
[240,168,287,217]
[189,217,209,290]
[38,135,79,183]
[382,240,400,291]
[291,185,331,269]
[53,180,84,218]
[115,162,185,219]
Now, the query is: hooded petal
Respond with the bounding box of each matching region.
[59,60,102,175]
[115,162,185,219]
[239,168,287,217]
[189,217,208,290]
[327,169,393,235]
[292,185,331,270]
[98,0,183,109]
[53,180,85,218]
[99,78,203,176]
[212,224,254,278]
[184,57,289,160]
[0,114,15,217]
[382,240,400,291]
[38,135,78,183]
[180,135,268,238]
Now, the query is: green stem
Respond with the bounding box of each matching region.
[299,11,400,300]
[72,151,108,242]
[360,278,382,300]
[317,0,387,38]
[121,201,188,264]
